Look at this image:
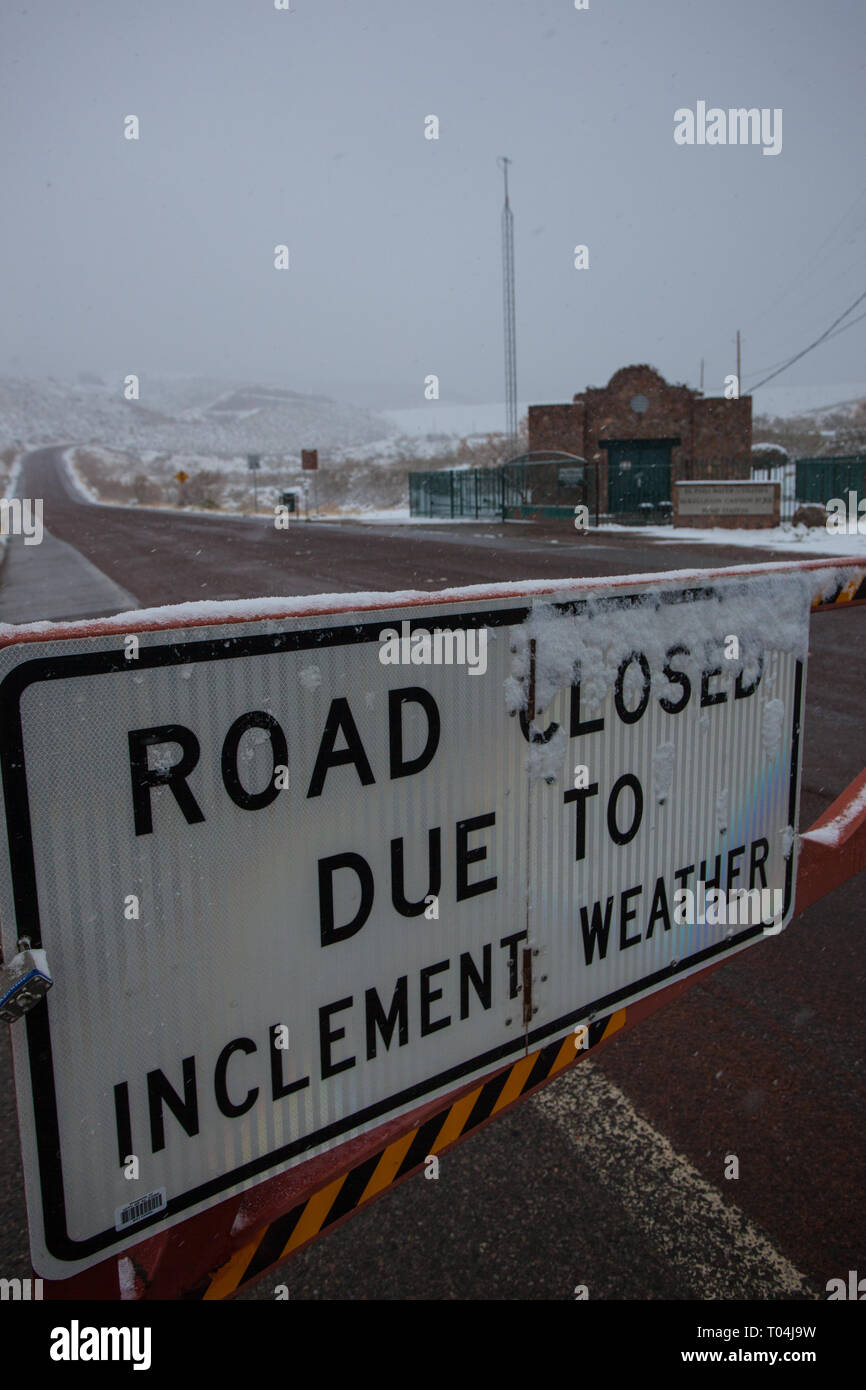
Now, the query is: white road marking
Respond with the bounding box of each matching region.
[532,1059,817,1299]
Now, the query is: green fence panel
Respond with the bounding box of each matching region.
[795,456,866,504]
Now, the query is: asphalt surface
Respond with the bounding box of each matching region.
[13,445,852,608]
[1,446,863,1300]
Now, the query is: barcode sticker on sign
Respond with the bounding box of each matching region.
[114,1189,167,1232]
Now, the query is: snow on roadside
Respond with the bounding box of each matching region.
[61,448,266,522]
[58,462,478,525]
[61,448,101,503]
[604,522,866,556]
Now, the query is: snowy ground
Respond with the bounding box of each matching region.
[601,521,866,555]
[330,514,866,552]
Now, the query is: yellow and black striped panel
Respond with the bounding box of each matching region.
[812,572,866,609]
[195,1010,626,1300]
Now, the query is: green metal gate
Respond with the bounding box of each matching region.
[408,467,503,518]
[409,453,586,520]
[607,442,672,519]
[500,454,588,520]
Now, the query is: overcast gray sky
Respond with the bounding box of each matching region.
[1,0,864,408]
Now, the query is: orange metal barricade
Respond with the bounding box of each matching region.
[7,555,862,1301]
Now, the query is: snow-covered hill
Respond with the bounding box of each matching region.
[0,375,397,460]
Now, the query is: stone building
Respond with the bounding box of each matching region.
[527,364,752,517]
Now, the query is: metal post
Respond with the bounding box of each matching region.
[736,331,741,390]
[498,157,517,450]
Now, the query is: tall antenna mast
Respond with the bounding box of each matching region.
[498,156,517,449]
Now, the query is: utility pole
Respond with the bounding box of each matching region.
[736,331,741,390]
[699,358,704,393]
[498,156,518,451]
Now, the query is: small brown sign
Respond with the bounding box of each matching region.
[301,449,318,472]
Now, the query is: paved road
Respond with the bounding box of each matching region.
[1,446,863,1300]
[12,445,848,608]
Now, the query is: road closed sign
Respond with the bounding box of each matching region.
[0,568,810,1277]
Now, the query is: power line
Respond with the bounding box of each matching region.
[742,185,866,335]
[747,301,864,376]
[747,351,802,377]
[823,307,866,343]
[747,261,866,375]
[745,286,866,392]
[774,243,866,325]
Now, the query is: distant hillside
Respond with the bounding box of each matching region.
[750,382,866,419]
[0,375,396,460]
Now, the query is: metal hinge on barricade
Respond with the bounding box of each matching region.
[0,940,53,1023]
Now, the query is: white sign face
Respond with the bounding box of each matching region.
[0,572,809,1276]
[677,481,779,517]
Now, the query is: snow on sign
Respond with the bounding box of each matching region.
[0,569,810,1277]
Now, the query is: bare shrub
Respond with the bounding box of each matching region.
[131,473,164,505]
[182,470,227,507]
[66,419,534,516]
